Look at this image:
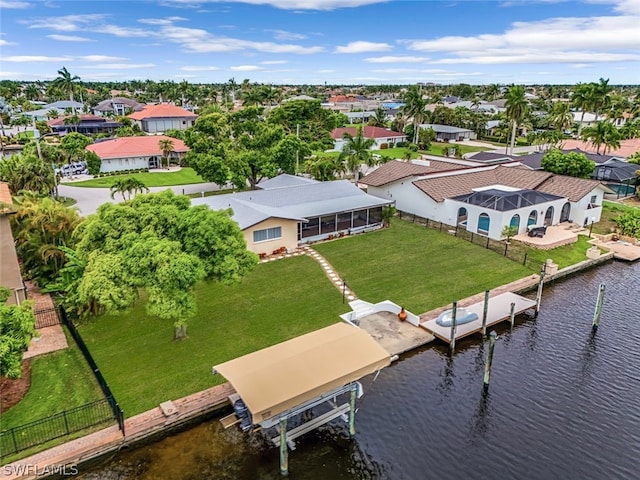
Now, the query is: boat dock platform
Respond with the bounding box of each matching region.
[421,292,536,344]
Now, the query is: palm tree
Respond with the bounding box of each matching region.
[110,177,149,201]
[581,121,621,154]
[572,82,596,136]
[158,138,175,169]
[402,84,427,144]
[549,102,573,133]
[368,107,388,128]
[53,67,80,111]
[0,151,56,195]
[46,109,59,120]
[339,126,376,182]
[23,84,41,101]
[504,85,528,155]
[304,155,346,181]
[592,78,613,121]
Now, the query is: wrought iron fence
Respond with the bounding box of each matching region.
[33,306,61,329]
[396,211,543,271]
[0,398,114,457]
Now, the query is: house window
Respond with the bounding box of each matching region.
[301,217,320,238]
[478,213,490,234]
[590,195,597,204]
[321,215,337,234]
[253,226,282,243]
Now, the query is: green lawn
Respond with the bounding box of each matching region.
[421,143,491,156]
[595,200,640,235]
[2,329,104,430]
[67,167,205,188]
[79,255,347,417]
[316,143,490,162]
[515,235,598,269]
[314,219,531,314]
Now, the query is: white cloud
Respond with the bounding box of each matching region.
[163,0,387,10]
[94,24,151,37]
[78,55,127,62]
[0,0,31,8]
[230,65,263,71]
[24,14,107,31]
[334,41,392,54]
[47,34,94,42]
[84,63,157,69]
[3,55,72,62]
[364,55,427,63]
[0,39,17,46]
[138,16,187,25]
[161,25,323,54]
[267,29,306,40]
[179,65,220,71]
[261,60,288,65]
[405,9,640,66]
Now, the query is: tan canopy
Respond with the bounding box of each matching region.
[213,322,391,425]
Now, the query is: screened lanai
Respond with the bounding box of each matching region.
[452,188,563,211]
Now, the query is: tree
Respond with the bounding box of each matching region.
[339,126,376,182]
[541,149,595,178]
[53,67,80,109]
[418,127,436,150]
[304,155,346,181]
[110,177,149,201]
[0,289,36,379]
[11,195,80,284]
[266,100,338,151]
[381,205,397,227]
[627,151,640,165]
[402,85,427,144]
[581,121,621,154]
[368,107,387,128]
[158,138,174,169]
[0,151,56,195]
[69,190,257,338]
[59,132,92,165]
[614,209,640,238]
[501,225,517,242]
[505,85,528,155]
[85,150,101,175]
[572,82,597,136]
[549,102,573,133]
[592,78,613,121]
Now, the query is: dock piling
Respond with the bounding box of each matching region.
[279,417,288,476]
[449,302,458,352]
[348,385,357,436]
[483,331,497,391]
[482,290,489,336]
[534,263,547,317]
[592,283,605,333]
[509,302,516,328]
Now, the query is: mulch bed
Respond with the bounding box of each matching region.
[0,360,32,414]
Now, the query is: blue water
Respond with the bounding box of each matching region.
[80,260,640,480]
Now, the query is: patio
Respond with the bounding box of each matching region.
[513,224,581,250]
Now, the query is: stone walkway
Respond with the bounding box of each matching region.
[23,282,68,359]
[301,245,358,301]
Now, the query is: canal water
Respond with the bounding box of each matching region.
[79,261,640,480]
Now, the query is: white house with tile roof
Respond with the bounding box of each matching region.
[191,174,393,256]
[330,126,407,152]
[86,135,189,172]
[360,160,610,240]
[128,104,197,133]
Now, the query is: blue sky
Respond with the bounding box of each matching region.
[1,0,638,85]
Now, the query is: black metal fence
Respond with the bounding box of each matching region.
[0,398,114,456]
[33,305,61,329]
[396,211,542,271]
[60,307,125,435]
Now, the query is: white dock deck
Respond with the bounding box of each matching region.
[420,292,536,344]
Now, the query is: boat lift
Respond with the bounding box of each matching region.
[213,323,390,475]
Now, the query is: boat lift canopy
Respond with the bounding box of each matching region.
[213,322,391,426]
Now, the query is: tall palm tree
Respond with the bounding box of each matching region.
[368,107,387,128]
[339,126,376,182]
[401,84,427,144]
[53,67,80,110]
[158,138,175,169]
[572,82,596,136]
[110,177,149,201]
[581,121,621,154]
[504,85,528,155]
[592,78,613,121]
[549,102,573,133]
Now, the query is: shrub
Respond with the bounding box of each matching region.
[380,143,389,150]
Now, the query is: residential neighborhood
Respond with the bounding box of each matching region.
[1,0,640,477]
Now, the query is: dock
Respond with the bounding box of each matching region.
[421,292,536,344]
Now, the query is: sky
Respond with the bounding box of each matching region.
[0,0,639,85]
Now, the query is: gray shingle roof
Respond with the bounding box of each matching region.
[257,174,318,190]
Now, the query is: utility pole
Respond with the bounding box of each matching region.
[295,123,300,175]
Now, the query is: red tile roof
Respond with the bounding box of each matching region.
[331,126,405,140]
[360,159,470,187]
[561,138,640,159]
[86,135,189,159]
[128,104,198,120]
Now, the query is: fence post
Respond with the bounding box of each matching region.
[504,242,508,256]
[439,222,443,232]
[455,225,458,236]
[63,410,70,436]
[486,236,490,249]
[523,252,528,266]
[11,428,18,454]
[471,233,474,243]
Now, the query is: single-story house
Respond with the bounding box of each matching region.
[93,97,144,117]
[22,100,85,121]
[360,160,610,240]
[419,124,474,142]
[85,135,189,172]
[345,111,376,124]
[191,174,393,256]
[0,182,26,305]
[127,104,198,133]
[48,114,121,135]
[467,148,625,171]
[330,126,406,152]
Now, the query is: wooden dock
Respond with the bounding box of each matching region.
[421,292,536,344]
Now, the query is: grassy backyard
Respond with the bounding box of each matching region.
[316,143,490,162]
[67,167,205,188]
[2,329,104,430]
[595,200,640,235]
[79,255,346,417]
[314,219,531,314]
